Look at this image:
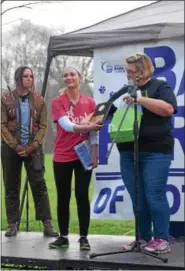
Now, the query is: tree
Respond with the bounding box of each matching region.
[2,20,58,88]
[2,20,94,152]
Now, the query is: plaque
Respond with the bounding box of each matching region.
[90,101,113,124]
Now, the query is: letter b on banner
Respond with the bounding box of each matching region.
[144,46,176,90]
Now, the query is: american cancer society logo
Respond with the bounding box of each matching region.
[101,62,125,73]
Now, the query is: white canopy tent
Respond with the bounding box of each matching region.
[41,0,184,96]
[73,0,184,34]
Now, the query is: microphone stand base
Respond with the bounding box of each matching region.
[89,241,168,263]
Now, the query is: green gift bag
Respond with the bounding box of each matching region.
[109,104,143,143]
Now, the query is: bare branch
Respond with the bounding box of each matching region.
[1,1,60,15]
[2,2,38,15]
[2,18,22,26]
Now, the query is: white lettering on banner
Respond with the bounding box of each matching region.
[91,40,184,221]
[67,111,88,124]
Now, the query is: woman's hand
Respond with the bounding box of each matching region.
[16,145,27,157]
[80,112,94,125]
[86,122,103,132]
[16,145,36,157]
[91,157,98,169]
[25,145,37,156]
[123,94,135,105]
[74,120,103,133]
[91,144,98,169]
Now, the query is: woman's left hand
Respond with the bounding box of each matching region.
[18,150,27,157]
[123,94,135,105]
[80,112,94,125]
[91,150,98,169]
[91,157,98,169]
[18,145,36,157]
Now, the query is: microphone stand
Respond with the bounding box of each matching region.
[17,177,29,232]
[89,84,168,263]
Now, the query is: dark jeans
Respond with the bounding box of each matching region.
[53,160,92,236]
[1,143,52,224]
[119,151,172,241]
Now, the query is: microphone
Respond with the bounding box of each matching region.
[127,78,135,91]
[128,78,139,98]
[108,85,128,103]
[108,79,136,103]
[90,80,136,124]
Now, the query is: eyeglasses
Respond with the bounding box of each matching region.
[125,68,139,75]
[126,54,142,64]
[23,75,33,78]
[125,67,139,75]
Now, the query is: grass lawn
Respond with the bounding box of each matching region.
[1,154,134,236]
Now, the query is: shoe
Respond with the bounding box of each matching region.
[78,237,91,251]
[49,236,69,249]
[43,220,59,237]
[144,239,171,254]
[122,238,149,250]
[5,224,17,237]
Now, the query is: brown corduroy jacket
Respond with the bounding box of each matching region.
[1,89,47,150]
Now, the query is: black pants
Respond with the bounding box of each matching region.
[53,160,92,236]
[1,143,52,224]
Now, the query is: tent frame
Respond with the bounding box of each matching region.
[41,21,183,98]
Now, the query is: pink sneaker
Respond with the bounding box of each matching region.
[144,239,171,254]
[123,238,148,250]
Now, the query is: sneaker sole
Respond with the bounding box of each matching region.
[145,248,171,254]
[44,232,59,237]
[80,246,91,251]
[156,248,171,254]
[49,244,69,249]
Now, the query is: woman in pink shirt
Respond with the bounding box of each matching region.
[49,66,102,250]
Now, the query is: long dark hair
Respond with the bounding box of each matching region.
[14,66,35,90]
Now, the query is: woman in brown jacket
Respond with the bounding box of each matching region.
[1,66,58,237]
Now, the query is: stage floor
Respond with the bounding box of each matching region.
[1,231,184,270]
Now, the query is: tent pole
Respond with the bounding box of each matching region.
[41,54,53,98]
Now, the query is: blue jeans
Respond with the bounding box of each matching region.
[119,151,172,241]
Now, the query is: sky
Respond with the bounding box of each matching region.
[2,1,155,33]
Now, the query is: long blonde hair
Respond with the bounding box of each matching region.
[58,88,67,95]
